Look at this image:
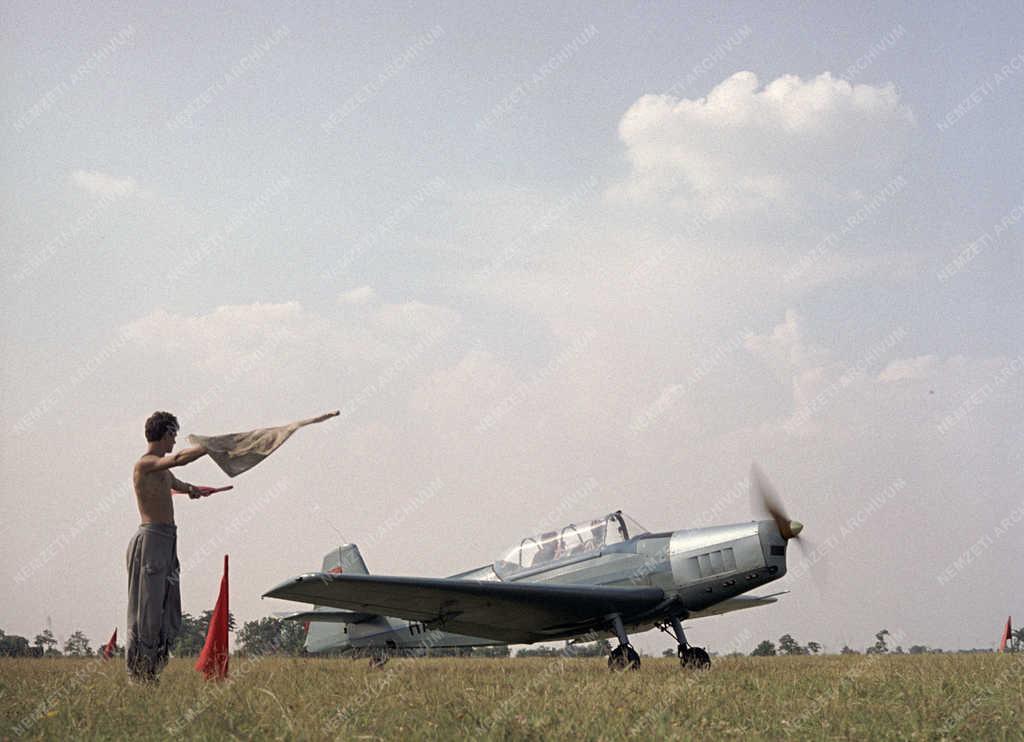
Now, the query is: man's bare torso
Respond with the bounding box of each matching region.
[134,456,175,524]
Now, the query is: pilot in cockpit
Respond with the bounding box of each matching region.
[535,531,557,564]
[585,519,606,551]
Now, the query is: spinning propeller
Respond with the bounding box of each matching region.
[750,463,803,540]
[750,463,827,590]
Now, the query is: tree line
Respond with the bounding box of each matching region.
[745,628,1024,656]
[4,623,1022,658]
[0,613,302,658]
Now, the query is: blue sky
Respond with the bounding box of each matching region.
[2,2,1022,654]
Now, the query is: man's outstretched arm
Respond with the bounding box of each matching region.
[137,445,208,474]
[171,474,232,499]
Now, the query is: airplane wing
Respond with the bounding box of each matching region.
[274,609,378,624]
[687,592,787,619]
[264,572,667,643]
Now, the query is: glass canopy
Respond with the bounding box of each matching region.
[493,511,648,579]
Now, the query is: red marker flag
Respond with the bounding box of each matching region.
[998,616,1012,653]
[195,555,230,679]
[102,628,117,659]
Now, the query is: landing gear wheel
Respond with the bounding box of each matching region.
[368,651,389,669]
[608,644,641,671]
[679,646,711,670]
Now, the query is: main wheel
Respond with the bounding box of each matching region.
[608,645,641,671]
[679,647,711,670]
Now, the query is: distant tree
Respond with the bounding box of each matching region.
[237,617,277,656]
[424,647,475,657]
[236,617,305,656]
[276,620,307,655]
[174,613,206,656]
[751,640,776,656]
[806,641,822,655]
[778,634,807,655]
[866,629,890,655]
[0,630,32,657]
[662,647,676,657]
[892,645,904,654]
[908,645,930,655]
[570,638,612,657]
[174,610,236,656]
[516,645,564,657]
[840,645,859,655]
[34,629,59,656]
[63,630,93,657]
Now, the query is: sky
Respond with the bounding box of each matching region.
[2,1,1022,656]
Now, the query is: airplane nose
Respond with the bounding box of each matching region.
[788,520,803,537]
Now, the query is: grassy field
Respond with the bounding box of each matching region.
[2,653,1022,740]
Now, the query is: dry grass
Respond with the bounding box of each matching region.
[2,653,1023,740]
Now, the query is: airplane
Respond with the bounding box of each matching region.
[264,465,807,670]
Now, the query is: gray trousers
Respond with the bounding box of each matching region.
[126,523,182,678]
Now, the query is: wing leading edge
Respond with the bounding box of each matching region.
[264,573,667,643]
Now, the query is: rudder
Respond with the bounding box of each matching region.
[320,543,369,575]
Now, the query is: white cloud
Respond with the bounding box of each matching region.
[877,355,940,382]
[338,286,376,305]
[743,310,915,435]
[70,169,139,198]
[610,71,915,215]
[373,300,460,338]
[743,309,831,378]
[120,299,461,378]
[121,301,328,373]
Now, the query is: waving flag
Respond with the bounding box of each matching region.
[189,411,339,477]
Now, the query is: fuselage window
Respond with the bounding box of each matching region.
[697,553,712,576]
[708,550,724,573]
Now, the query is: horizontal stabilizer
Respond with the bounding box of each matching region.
[274,609,378,624]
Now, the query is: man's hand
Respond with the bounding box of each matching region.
[188,485,234,500]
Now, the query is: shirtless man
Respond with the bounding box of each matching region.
[126,411,229,683]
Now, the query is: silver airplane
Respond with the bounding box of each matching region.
[264,465,805,670]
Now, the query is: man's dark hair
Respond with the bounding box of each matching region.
[145,411,179,442]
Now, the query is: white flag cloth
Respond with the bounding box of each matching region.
[189,411,339,477]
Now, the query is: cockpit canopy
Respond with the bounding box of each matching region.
[493,511,649,580]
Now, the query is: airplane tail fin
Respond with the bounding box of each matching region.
[321,544,369,575]
[305,544,371,652]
